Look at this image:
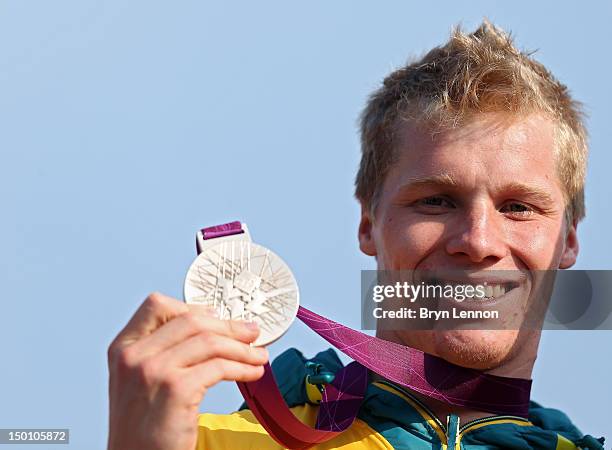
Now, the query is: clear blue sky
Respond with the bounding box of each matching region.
[1,2,610,448]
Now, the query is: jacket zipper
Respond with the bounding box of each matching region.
[459,415,530,432]
[374,380,532,449]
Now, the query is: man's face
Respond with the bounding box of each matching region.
[358,113,579,370]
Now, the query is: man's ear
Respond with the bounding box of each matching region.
[358,203,377,257]
[559,218,579,269]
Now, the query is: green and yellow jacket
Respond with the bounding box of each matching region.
[197,348,605,450]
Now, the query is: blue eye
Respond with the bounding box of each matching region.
[423,197,444,206]
[501,202,533,217]
[417,196,454,208]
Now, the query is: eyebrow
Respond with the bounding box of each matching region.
[501,181,557,206]
[396,173,461,191]
[396,174,557,206]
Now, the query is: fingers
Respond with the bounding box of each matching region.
[159,331,269,369]
[129,312,262,361]
[108,292,268,402]
[147,358,267,409]
[106,292,270,450]
[186,358,267,390]
[111,292,189,351]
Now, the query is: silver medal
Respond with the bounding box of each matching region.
[184,240,299,347]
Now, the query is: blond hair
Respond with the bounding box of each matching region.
[355,20,587,225]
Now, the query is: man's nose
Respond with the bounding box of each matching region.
[445,202,508,263]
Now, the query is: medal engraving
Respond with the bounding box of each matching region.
[184,241,299,346]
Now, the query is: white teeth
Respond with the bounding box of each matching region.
[483,284,506,299]
[431,279,515,300]
[428,281,510,300]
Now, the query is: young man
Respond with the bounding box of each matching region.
[106,21,605,449]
